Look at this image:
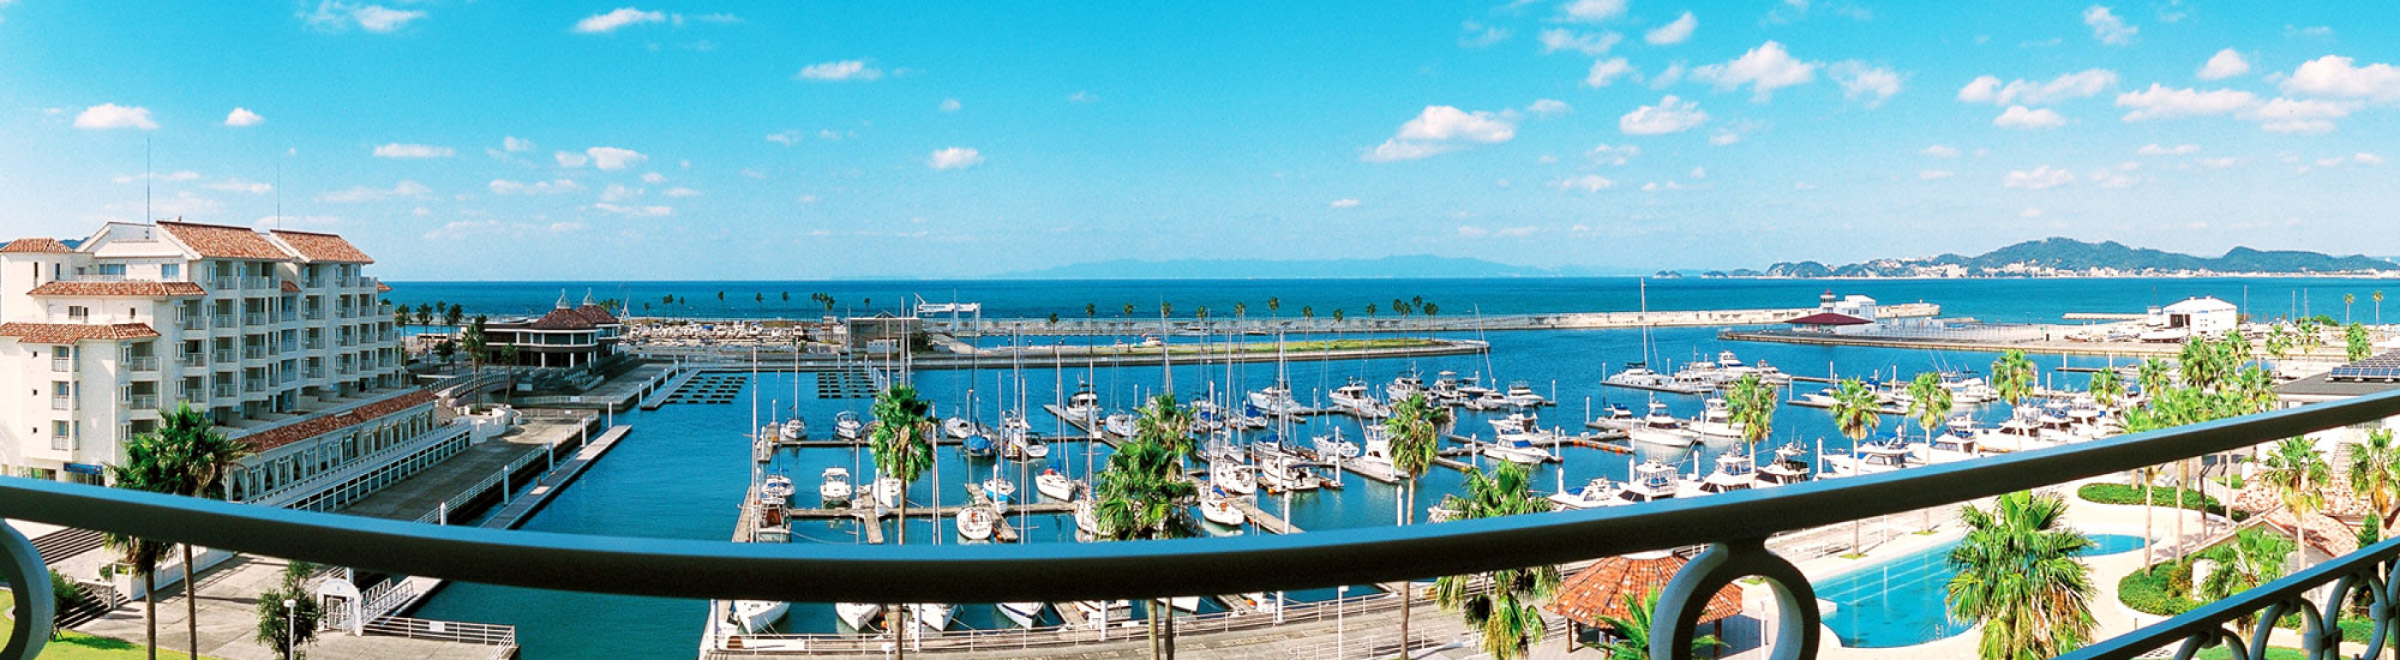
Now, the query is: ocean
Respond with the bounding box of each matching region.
[404,276,2385,658]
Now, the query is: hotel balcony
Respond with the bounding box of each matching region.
[124,356,160,372]
[304,309,326,321]
[241,379,265,394]
[178,315,207,331]
[244,312,269,325]
[212,313,236,328]
[49,395,73,411]
[180,353,207,368]
[124,393,160,411]
[242,276,272,290]
[50,357,72,372]
[210,277,239,290]
[212,384,236,399]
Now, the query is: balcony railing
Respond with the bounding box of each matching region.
[49,395,72,411]
[50,357,71,372]
[243,276,272,290]
[211,277,238,290]
[304,309,326,321]
[244,312,268,325]
[212,349,235,363]
[212,384,235,399]
[243,346,267,360]
[178,315,206,331]
[304,367,325,379]
[124,394,159,410]
[242,380,265,393]
[2,390,2399,660]
[124,356,159,372]
[180,353,206,368]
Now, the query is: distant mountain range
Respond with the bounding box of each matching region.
[1735,238,2396,279]
[998,255,1629,279]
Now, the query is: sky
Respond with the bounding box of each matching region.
[2,1,2396,280]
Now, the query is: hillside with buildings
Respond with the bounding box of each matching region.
[1736,238,2397,279]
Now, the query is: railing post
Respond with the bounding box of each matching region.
[1,521,54,660]
[1653,538,1818,660]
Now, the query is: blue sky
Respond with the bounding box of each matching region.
[2,1,2395,280]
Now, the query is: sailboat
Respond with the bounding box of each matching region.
[834,602,882,631]
[1036,468,1080,501]
[1197,487,1247,527]
[729,600,790,633]
[997,601,1045,629]
[833,411,864,441]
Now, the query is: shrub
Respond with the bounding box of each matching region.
[2119,564,2202,616]
[2076,483,2246,521]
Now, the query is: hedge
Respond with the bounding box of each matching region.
[2076,483,2246,521]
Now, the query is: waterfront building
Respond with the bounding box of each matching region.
[478,291,625,369]
[0,221,438,511]
[2149,297,2239,336]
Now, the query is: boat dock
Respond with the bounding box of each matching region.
[786,501,1076,521]
[1229,496,1301,534]
[374,424,635,618]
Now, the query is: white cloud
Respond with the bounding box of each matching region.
[113,171,203,184]
[223,108,263,127]
[1527,99,1572,116]
[1992,105,2066,129]
[2020,207,2045,218]
[2357,152,2386,165]
[373,143,453,159]
[2198,157,2238,169]
[928,147,985,170]
[1829,61,1902,107]
[1708,131,1741,146]
[2243,97,2357,133]
[1329,198,1362,208]
[1584,57,1636,87]
[1651,64,1685,89]
[1457,225,1540,238]
[1921,144,1961,158]
[1557,0,1627,23]
[1587,144,1642,165]
[1539,29,1620,55]
[574,7,664,33]
[2137,144,2199,156]
[1919,169,1956,180]
[592,203,673,217]
[796,60,883,82]
[555,151,591,168]
[1456,226,1491,238]
[1793,182,1819,190]
[73,104,157,130]
[1618,95,1709,135]
[1956,69,2118,105]
[2002,165,2076,189]
[301,1,425,33]
[2083,5,2137,45]
[2088,168,2141,188]
[640,172,666,184]
[319,180,431,203]
[503,136,535,152]
[488,178,581,195]
[1362,106,1517,162]
[205,178,273,194]
[1067,90,1100,103]
[1690,41,1816,102]
[601,184,644,202]
[586,146,647,170]
[1690,166,1706,179]
[940,98,962,112]
[2115,84,2258,121]
[2281,55,2400,100]
[2197,49,2249,80]
[766,131,803,146]
[664,187,702,198]
[1645,12,1697,45]
[1458,20,1511,48]
[2285,25,2334,39]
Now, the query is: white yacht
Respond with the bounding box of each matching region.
[997,601,1045,629]
[1197,488,1247,527]
[1628,400,1696,447]
[956,505,998,541]
[833,411,865,440]
[1687,397,1745,440]
[1618,461,1682,502]
[759,474,796,503]
[1387,371,1426,402]
[1036,468,1080,501]
[1827,438,1916,476]
[980,477,1017,514]
[779,417,807,442]
[1328,379,1390,418]
[834,602,882,631]
[1548,477,1625,509]
[1504,381,1548,407]
[1311,429,1360,461]
[730,600,790,633]
[943,417,979,440]
[817,468,853,505]
[1247,382,1310,416]
[1916,431,1982,464]
[1062,384,1104,422]
[1698,452,1756,493]
[909,603,955,632]
[1427,371,1466,405]
[1073,498,1102,536]
[1488,411,1545,443]
[1481,434,1555,465]
[872,476,903,509]
[1167,596,1203,613]
[1102,412,1139,438]
[1755,444,1812,486]
[1210,461,1258,495]
[1071,600,1133,629]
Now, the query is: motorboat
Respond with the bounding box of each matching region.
[1198,488,1248,527]
[759,474,796,503]
[779,417,807,441]
[834,602,882,631]
[997,601,1045,629]
[1427,371,1465,405]
[1688,397,1745,440]
[1628,400,1695,447]
[1210,461,1258,496]
[1328,379,1390,418]
[833,411,865,440]
[1916,431,1981,464]
[1548,477,1625,509]
[1618,461,1681,502]
[818,468,853,505]
[1755,443,1811,486]
[1795,388,1841,408]
[1073,498,1102,536]
[1036,468,1080,501]
[1071,600,1133,629]
[962,433,996,459]
[1827,438,1916,476]
[1252,444,1320,492]
[1504,381,1548,407]
[1459,378,1509,410]
[1167,595,1203,613]
[1699,452,1756,493]
[1006,429,1050,460]
[1102,412,1139,438]
[1488,411,1544,442]
[981,477,1017,513]
[872,476,903,509]
[1311,429,1361,461]
[1247,382,1310,416]
[909,603,955,632]
[944,417,979,440]
[1062,383,1104,421]
[730,600,790,633]
[956,505,998,541]
[1387,371,1426,402]
[1481,435,1555,465]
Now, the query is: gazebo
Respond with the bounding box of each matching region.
[1547,551,1744,653]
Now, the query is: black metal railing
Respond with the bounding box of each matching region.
[4,389,2399,660]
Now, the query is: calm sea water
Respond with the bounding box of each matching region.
[408,276,2386,658]
[382,276,2396,325]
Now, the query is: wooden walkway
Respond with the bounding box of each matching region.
[384,425,633,617]
[1229,497,1301,534]
[639,368,703,410]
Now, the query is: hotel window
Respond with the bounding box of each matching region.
[51,421,69,450]
[66,306,88,322]
[162,263,180,280]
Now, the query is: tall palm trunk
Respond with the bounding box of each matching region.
[184,543,200,660]
[2141,472,2154,566]
[1398,480,1415,656]
[144,563,158,660]
[894,501,907,660]
[1150,600,1163,659]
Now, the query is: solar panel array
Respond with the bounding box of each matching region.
[2329,352,2400,382]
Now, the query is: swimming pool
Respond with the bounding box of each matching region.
[1817,533,2146,648]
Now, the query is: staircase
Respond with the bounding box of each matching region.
[31,526,107,564]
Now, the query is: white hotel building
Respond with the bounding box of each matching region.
[0,221,468,512]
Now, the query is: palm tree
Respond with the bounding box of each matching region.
[1267,297,1281,316]
[1830,378,1881,551]
[2135,357,2172,401]
[2377,290,2386,325]
[1133,394,1197,461]
[2345,292,2357,323]
[2347,323,2373,362]
[2350,430,2400,534]
[1592,589,1723,660]
[1990,349,2036,408]
[1092,437,1199,660]
[152,404,248,660]
[2177,339,2227,392]
[442,303,463,333]
[866,384,935,642]
[2089,369,2125,410]
[1433,462,1561,660]
[1947,491,2097,660]
[1383,392,1449,651]
[107,428,190,660]
[1905,372,1953,442]
[2194,528,2294,628]
[2264,324,2292,363]
[2259,437,2330,521]
[1725,373,1776,445]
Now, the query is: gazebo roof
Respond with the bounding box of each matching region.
[1546,551,1742,627]
[1783,312,1873,326]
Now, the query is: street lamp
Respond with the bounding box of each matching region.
[1336,585,1348,658]
[282,598,299,660]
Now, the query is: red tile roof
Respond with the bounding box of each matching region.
[573,305,621,326]
[376,282,393,293]
[235,390,437,453]
[281,280,302,294]
[158,221,292,260]
[0,238,73,254]
[1784,312,1874,326]
[28,281,208,297]
[0,322,161,343]
[268,230,375,264]
[1547,552,1742,627]
[528,307,597,330]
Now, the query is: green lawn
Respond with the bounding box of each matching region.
[1,591,220,660]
